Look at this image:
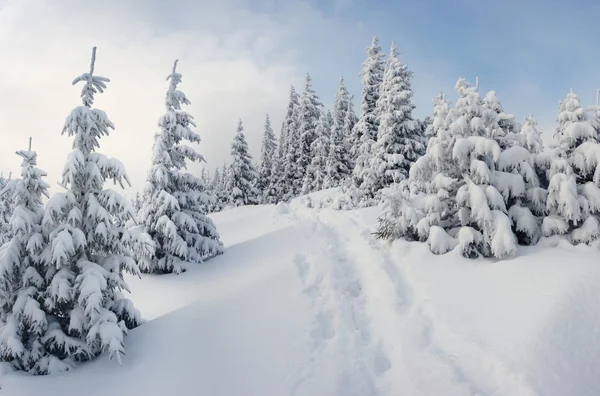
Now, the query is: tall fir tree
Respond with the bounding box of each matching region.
[351,37,385,188]
[140,60,223,274]
[0,142,51,373]
[361,43,424,200]
[282,97,304,201]
[298,73,323,181]
[257,114,277,201]
[228,120,260,206]
[0,173,14,245]
[39,47,142,370]
[268,86,300,203]
[302,112,331,194]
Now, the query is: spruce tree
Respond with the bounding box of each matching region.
[326,77,353,185]
[362,43,424,201]
[378,78,522,259]
[542,89,600,242]
[257,114,277,201]
[268,86,300,203]
[39,47,142,371]
[282,98,304,201]
[228,120,260,206]
[0,141,51,373]
[140,60,223,274]
[302,113,330,194]
[351,37,385,188]
[0,174,14,245]
[298,73,323,180]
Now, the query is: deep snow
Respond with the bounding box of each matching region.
[3,189,600,396]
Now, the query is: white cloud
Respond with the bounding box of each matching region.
[0,0,324,195]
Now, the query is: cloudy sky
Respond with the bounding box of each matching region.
[0,0,598,195]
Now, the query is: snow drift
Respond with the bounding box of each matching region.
[3,191,600,396]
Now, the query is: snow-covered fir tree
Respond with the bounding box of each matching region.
[0,174,14,245]
[227,120,260,206]
[131,192,143,213]
[140,59,222,274]
[360,43,424,201]
[345,94,358,139]
[0,143,51,373]
[267,86,300,203]
[323,77,353,189]
[281,95,304,201]
[503,114,548,245]
[302,112,330,194]
[298,73,323,181]
[209,167,222,212]
[542,89,600,243]
[39,48,142,371]
[378,77,531,259]
[351,36,385,188]
[257,114,277,201]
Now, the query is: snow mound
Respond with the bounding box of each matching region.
[4,202,600,396]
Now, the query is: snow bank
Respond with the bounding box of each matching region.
[5,197,600,396]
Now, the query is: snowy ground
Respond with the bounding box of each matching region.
[4,189,600,396]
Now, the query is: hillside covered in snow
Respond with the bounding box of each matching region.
[4,191,600,396]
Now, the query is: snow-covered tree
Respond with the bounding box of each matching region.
[482,90,519,149]
[228,120,260,206]
[140,59,223,274]
[0,143,50,373]
[281,99,304,201]
[324,77,353,188]
[257,114,277,201]
[131,192,143,213]
[37,48,142,372]
[267,86,300,203]
[361,43,424,201]
[302,113,330,194]
[0,174,14,245]
[298,74,323,180]
[378,78,524,259]
[351,37,385,187]
[542,89,600,243]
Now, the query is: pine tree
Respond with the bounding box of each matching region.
[345,94,358,139]
[282,99,304,201]
[362,43,424,201]
[302,113,330,194]
[351,36,385,188]
[378,78,522,259]
[257,114,277,201]
[268,86,300,203]
[326,77,353,186]
[0,174,14,245]
[298,74,323,181]
[140,60,223,274]
[131,192,143,213]
[209,167,222,212]
[0,141,51,373]
[503,114,548,245]
[228,120,260,206]
[542,89,600,243]
[39,48,142,371]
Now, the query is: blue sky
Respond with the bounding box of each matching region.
[282,0,600,134]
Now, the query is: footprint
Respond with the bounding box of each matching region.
[346,280,362,298]
[374,355,391,375]
[311,311,336,340]
[294,254,309,281]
